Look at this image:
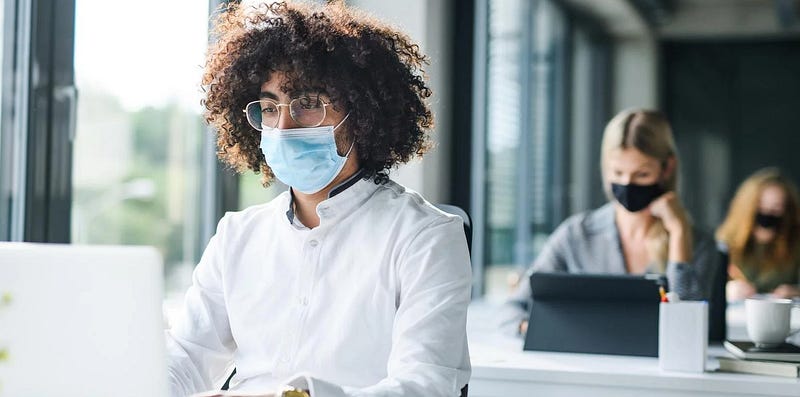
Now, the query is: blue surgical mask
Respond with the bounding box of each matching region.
[259,114,352,194]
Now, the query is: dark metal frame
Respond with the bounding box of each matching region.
[21,0,76,243]
[449,0,474,217]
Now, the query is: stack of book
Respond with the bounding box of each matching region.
[718,340,800,378]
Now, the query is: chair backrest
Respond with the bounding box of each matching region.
[435,203,472,256]
[434,204,471,397]
[708,243,728,342]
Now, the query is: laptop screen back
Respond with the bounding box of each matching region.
[523,272,665,357]
[0,243,168,397]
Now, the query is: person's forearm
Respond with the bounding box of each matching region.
[668,230,691,264]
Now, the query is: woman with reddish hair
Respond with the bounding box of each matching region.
[717,168,800,301]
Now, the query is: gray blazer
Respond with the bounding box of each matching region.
[500,203,721,334]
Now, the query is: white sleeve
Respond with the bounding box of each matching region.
[166,216,236,397]
[283,216,472,397]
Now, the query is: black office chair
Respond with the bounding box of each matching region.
[220,367,236,390]
[435,203,472,256]
[222,204,472,397]
[434,203,471,397]
[708,243,729,342]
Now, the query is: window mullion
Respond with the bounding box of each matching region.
[23,0,75,243]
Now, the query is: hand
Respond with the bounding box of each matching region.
[519,320,528,335]
[728,263,746,280]
[648,192,689,235]
[649,192,691,263]
[727,279,756,301]
[772,284,800,299]
[507,271,522,290]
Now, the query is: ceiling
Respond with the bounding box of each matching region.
[638,0,800,38]
[562,0,800,39]
[560,0,650,38]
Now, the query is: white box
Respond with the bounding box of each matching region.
[659,301,708,373]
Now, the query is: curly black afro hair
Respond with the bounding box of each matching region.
[202,0,434,186]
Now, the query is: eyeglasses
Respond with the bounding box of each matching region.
[243,96,333,130]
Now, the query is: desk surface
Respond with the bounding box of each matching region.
[467,301,800,397]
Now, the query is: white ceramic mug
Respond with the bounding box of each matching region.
[745,298,800,348]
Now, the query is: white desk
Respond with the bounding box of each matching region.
[467,301,800,397]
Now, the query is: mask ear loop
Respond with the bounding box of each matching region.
[333,112,354,158]
[333,112,350,130]
[342,140,356,158]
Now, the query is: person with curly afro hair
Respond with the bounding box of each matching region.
[166,2,472,397]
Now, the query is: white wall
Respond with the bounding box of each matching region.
[612,35,659,113]
[348,0,452,204]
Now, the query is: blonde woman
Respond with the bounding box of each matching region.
[717,168,800,300]
[503,109,720,335]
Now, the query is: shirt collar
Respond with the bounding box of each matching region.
[285,169,368,225]
[586,202,616,234]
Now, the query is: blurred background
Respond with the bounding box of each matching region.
[2,0,800,306]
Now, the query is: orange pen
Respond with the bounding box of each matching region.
[659,285,669,303]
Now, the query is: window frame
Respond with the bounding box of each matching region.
[23,0,76,243]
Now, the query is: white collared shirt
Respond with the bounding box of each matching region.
[166,177,472,396]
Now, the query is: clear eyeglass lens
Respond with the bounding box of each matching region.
[245,96,327,130]
[290,97,326,127]
[259,100,281,129]
[245,101,267,130]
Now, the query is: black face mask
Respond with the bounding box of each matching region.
[611,182,665,212]
[755,213,782,229]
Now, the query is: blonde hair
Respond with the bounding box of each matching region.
[600,109,683,270]
[716,168,800,272]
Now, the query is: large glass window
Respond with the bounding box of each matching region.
[477,0,609,300]
[483,0,524,299]
[238,173,285,210]
[0,0,24,243]
[70,0,210,307]
[482,0,567,300]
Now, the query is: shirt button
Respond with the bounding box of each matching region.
[309,240,319,247]
[300,296,309,306]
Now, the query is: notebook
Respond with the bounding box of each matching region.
[717,356,800,378]
[724,340,800,363]
[0,242,168,397]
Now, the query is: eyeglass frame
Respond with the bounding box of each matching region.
[242,97,336,131]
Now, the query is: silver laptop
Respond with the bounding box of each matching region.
[0,242,168,397]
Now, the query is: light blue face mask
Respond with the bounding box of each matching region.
[259,114,352,194]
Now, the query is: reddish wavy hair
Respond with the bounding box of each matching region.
[716,168,800,270]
